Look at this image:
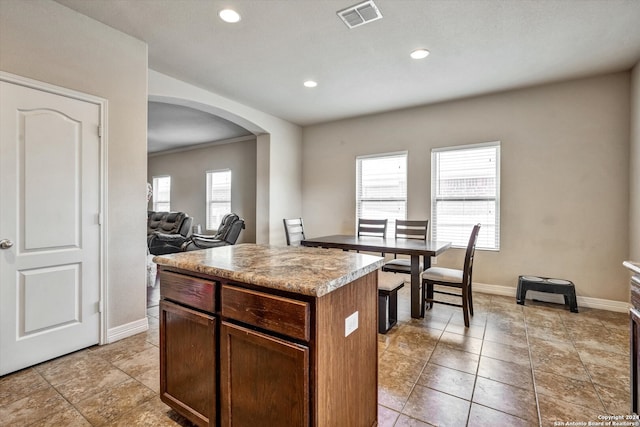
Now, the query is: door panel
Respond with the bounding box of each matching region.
[21,263,80,335]
[23,110,80,250]
[0,80,101,375]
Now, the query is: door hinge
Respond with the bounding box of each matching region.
[97,124,102,137]
[98,300,104,313]
[97,213,103,225]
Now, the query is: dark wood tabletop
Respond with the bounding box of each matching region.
[301,234,450,256]
[301,235,452,318]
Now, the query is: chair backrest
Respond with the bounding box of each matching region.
[213,213,245,243]
[462,224,482,286]
[147,211,192,238]
[395,220,428,241]
[223,218,245,244]
[357,218,388,238]
[283,218,306,246]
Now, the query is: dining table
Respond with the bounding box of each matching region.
[301,234,451,318]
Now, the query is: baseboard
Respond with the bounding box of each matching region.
[106,317,149,344]
[473,282,630,313]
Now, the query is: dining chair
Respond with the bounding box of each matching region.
[283,217,306,246]
[357,218,387,256]
[357,218,388,238]
[421,223,481,327]
[381,219,429,275]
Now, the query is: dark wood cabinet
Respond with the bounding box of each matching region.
[158,265,378,427]
[220,321,309,426]
[160,299,217,426]
[630,265,640,415]
[631,307,640,414]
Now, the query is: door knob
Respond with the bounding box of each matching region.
[0,239,14,249]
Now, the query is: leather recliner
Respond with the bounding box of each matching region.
[147,211,193,255]
[182,213,245,251]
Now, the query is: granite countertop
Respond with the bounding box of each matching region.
[153,243,384,297]
[624,260,640,275]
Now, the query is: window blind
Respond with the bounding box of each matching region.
[356,153,407,238]
[206,169,232,230]
[431,142,500,250]
[152,175,171,212]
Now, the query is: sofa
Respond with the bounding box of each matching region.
[147,211,193,255]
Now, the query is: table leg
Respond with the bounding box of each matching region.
[411,254,421,318]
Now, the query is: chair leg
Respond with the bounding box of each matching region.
[468,284,474,316]
[422,279,433,311]
[427,281,434,309]
[420,280,426,317]
[461,284,470,327]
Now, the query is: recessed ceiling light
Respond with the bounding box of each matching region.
[303,80,318,88]
[410,49,430,59]
[219,9,241,23]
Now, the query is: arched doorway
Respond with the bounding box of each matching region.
[146,96,265,244]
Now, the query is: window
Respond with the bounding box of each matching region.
[206,169,232,230]
[431,142,500,250]
[152,175,171,212]
[356,152,407,238]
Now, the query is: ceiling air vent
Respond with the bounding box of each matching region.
[337,0,383,29]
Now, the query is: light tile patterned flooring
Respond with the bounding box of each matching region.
[0,285,630,426]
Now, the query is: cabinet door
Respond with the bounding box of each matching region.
[220,321,309,426]
[160,300,216,426]
[632,307,640,414]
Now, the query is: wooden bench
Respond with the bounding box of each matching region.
[378,271,405,333]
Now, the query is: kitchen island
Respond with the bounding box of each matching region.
[153,244,384,427]
[626,260,640,414]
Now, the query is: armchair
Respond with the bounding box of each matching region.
[182,213,245,251]
[147,211,193,255]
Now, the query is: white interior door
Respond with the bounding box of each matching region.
[0,80,102,375]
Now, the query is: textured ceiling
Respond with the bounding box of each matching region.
[147,102,252,153]
[55,0,640,147]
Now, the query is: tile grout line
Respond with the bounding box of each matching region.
[464,309,486,427]
[522,306,544,427]
[393,321,443,426]
[29,354,96,427]
[564,315,613,415]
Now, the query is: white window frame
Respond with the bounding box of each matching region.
[431,141,500,250]
[206,169,232,231]
[152,175,171,212]
[356,152,407,238]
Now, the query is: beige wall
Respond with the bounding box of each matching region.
[147,138,257,243]
[2,0,633,316]
[303,73,631,302]
[631,62,640,261]
[0,1,148,329]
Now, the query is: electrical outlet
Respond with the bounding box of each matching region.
[431,256,437,265]
[345,311,359,337]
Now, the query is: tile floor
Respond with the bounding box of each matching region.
[0,285,630,426]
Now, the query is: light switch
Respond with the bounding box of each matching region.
[345,311,359,337]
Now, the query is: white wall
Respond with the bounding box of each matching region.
[147,137,257,243]
[148,71,302,246]
[631,62,640,261]
[303,73,631,302]
[0,0,148,330]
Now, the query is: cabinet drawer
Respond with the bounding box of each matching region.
[160,271,216,313]
[221,285,310,342]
